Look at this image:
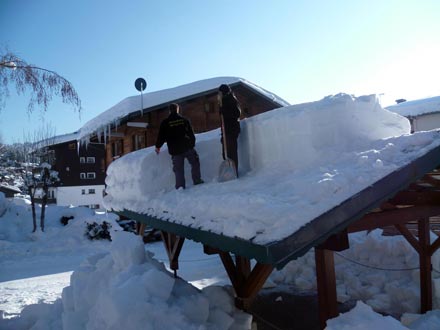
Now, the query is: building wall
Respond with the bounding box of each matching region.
[413,113,440,132]
[56,185,105,208]
[52,141,106,187]
[104,85,281,168]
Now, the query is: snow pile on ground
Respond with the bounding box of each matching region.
[270,229,440,317]
[2,199,440,328]
[102,93,440,245]
[1,231,251,330]
[0,193,6,216]
[325,301,408,330]
[62,231,250,330]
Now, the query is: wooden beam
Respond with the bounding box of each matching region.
[418,218,432,313]
[389,190,440,205]
[394,224,421,253]
[315,248,338,330]
[218,252,273,311]
[219,251,239,289]
[348,206,440,233]
[317,229,349,251]
[160,231,185,276]
[430,236,440,256]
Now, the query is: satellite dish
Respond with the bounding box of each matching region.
[135,78,147,92]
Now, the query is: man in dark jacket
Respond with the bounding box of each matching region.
[218,84,241,174]
[155,103,204,189]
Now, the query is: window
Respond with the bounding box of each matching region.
[80,157,85,163]
[68,143,76,150]
[88,189,95,194]
[80,173,86,179]
[132,134,146,151]
[111,140,123,158]
[81,189,85,195]
[87,172,96,179]
[87,157,95,163]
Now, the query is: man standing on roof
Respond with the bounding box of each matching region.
[155,103,204,189]
[218,84,241,174]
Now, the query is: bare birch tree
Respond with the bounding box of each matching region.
[23,124,59,232]
[0,50,81,114]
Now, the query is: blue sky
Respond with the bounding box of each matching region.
[1,0,440,144]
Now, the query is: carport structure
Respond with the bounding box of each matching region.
[117,144,440,329]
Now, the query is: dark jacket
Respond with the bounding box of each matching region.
[220,92,241,136]
[155,112,196,155]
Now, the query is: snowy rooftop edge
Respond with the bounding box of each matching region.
[78,76,290,141]
[386,95,440,117]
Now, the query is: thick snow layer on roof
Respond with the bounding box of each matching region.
[78,77,290,141]
[386,95,440,117]
[101,93,437,245]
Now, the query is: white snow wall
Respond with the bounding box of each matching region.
[104,94,410,201]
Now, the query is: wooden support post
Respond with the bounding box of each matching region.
[315,248,338,330]
[418,218,432,313]
[218,252,273,311]
[160,231,185,277]
[137,222,146,236]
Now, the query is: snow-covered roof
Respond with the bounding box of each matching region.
[78,76,290,141]
[34,132,78,149]
[0,184,21,193]
[50,132,78,146]
[386,95,440,117]
[103,94,429,246]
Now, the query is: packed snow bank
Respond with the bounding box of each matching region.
[63,231,250,330]
[2,199,440,329]
[325,301,407,330]
[103,93,440,244]
[270,229,440,316]
[0,192,6,216]
[1,231,251,330]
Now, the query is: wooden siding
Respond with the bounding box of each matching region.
[52,141,106,187]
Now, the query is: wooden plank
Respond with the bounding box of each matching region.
[219,252,239,290]
[348,206,440,233]
[389,190,440,205]
[240,263,273,299]
[394,224,421,253]
[430,236,440,256]
[315,248,338,330]
[317,230,349,251]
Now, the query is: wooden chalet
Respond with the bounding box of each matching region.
[387,95,440,133]
[117,142,440,329]
[40,133,106,209]
[78,77,289,169]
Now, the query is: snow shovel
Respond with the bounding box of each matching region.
[218,114,237,182]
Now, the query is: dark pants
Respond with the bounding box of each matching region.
[221,121,240,173]
[172,148,202,189]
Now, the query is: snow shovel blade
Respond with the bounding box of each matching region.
[218,158,237,182]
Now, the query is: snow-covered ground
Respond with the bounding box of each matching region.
[2,93,440,329]
[2,194,440,329]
